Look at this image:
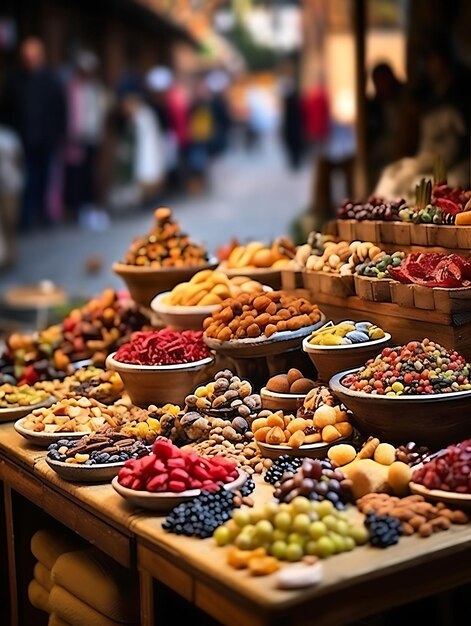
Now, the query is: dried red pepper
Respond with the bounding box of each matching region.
[389,253,471,288]
[115,330,210,365]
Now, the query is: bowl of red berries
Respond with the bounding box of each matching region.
[329,339,471,447]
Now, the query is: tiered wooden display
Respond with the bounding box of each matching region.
[292,220,471,360]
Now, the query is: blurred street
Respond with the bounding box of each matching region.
[0,133,312,299]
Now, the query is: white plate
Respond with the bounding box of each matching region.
[257,436,348,460]
[14,417,91,447]
[112,468,247,512]
[46,456,125,482]
[0,396,55,423]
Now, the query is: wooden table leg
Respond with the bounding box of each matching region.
[139,570,154,626]
[4,485,17,626]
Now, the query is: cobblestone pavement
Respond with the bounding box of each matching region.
[0,135,313,300]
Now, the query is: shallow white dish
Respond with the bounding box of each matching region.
[14,417,91,447]
[150,292,219,331]
[111,468,247,512]
[46,456,124,482]
[409,461,471,508]
[257,437,347,460]
[0,396,55,423]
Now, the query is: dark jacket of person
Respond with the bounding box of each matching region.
[3,67,66,150]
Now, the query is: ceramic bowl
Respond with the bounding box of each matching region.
[14,418,91,447]
[329,368,471,447]
[112,259,218,309]
[45,457,124,482]
[260,387,308,413]
[302,331,391,382]
[111,468,247,512]
[0,396,55,423]
[105,352,215,407]
[256,437,347,460]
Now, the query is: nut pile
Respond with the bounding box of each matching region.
[253,406,351,448]
[122,207,208,267]
[203,292,322,341]
[224,239,293,270]
[395,441,431,466]
[337,197,407,221]
[357,493,469,538]
[187,439,272,475]
[342,339,471,395]
[47,433,150,465]
[116,404,179,443]
[185,369,261,422]
[0,383,50,408]
[23,397,119,433]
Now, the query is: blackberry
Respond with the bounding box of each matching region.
[364,511,402,548]
[163,488,236,538]
[240,477,255,497]
[264,455,303,485]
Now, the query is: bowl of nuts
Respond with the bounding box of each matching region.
[105,328,216,407]
[113,207,217,308]
[0,382,55,423]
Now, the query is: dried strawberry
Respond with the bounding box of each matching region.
[168,480,187,492]
[146,474,168,492]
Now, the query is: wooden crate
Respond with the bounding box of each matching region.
[354,221,381,243]
[434,226,460,248]
[456,226,471,249]
[409,223,430,246]
[354,275,392,302]
[303,271,355,298]
[433,287,471,313]
[281,268,304,290]
[390,281,415,308]
[412,284,436,310]
[337,219,356,242]
[379,221,398,243]
[392,222,411,245]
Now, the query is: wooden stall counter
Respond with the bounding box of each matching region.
[0,422,46,470]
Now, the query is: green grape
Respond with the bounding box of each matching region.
[213,526,231,547]
[225,519,241,540]
[348,524,369,545]
[335,520,349,536]
[270,540,287,560]
[343,536,355,551]
[291,496,311,514]
[274,511,292,532]
[285,543,304,562]
[233,509,251,528]
[305,540,320,556]
[292,513,311,534]
[309,501,321,515]
[235,533,253,550]
[249,508,266,524]
[288,532,305,546]
[272,529,288,542]
[329,531,346,553]
[322,514,339,531]
[308,520,327,540]
[316,536,335,558]
[317,500,335,518]
[336,511,348,521]
[255,519,274,541]
[263,502,279,519]
[308,510,319,522]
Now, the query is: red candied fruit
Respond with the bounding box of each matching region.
[115,329,210,366]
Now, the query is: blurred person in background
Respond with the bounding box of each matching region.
[186,77,215,193]
[206,69,232,157]
[2,36,66,231]
[64,50,110,230]
[278,60,305,170]
[244,83,278,151]
[0,124,23,269]
[110,75,165,210]
[145,66,179,191]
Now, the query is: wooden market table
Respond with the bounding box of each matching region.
[1,422,471,626]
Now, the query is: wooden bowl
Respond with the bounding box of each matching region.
[302,332,391,382]
[260,387,307,413]
[112,260,217,308]
[329,368,471,447]
[105,352,215,408]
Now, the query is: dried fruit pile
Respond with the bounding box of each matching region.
[122,207,208,267]
[412,438,471,493]
[342,339,471,395]
[388,253,471,288]
[265,369,316,394]
[114,329,210,366]
[0,383,50,408]
[117,437,239,492]
[23,397,120,433]
[307,321,385,346]
[47,433,149,465]
[338,197,407,221]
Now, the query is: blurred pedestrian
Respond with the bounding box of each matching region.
[3,37,66,231]
[206,70,232,157]
[187,78,214,193]
[0,124,23,268]
[64,50,110,229]
[278,66,305,170]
